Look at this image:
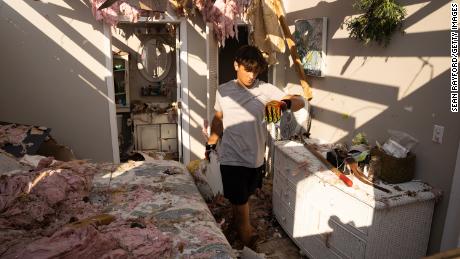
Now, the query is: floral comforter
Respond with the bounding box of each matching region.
[0,157,233,259]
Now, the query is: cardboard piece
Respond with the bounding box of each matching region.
[37,137,76,162]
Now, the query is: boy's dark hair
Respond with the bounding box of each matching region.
[234,45,268,75]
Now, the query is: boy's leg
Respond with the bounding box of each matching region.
[221,165,260,245]
[233,202,254,245]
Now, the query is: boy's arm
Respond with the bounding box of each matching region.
[281,94,305,112]
[205,111,223,160]
[207,111,223,145]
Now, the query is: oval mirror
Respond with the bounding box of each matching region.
[138,38,172,82]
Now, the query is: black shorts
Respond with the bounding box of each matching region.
[220,164,264,205]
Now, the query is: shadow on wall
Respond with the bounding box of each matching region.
[286,0,447,75]
[5,0,456,255]
[282,0,456,254]
[1,0,120,161]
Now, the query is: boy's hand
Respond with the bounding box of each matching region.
[264,100,288,123]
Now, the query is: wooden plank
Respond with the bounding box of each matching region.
[272,0,313,100]
[423,248,460,259]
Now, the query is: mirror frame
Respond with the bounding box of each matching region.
[138,37,172,82]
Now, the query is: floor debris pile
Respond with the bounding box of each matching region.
[207,175,306,258]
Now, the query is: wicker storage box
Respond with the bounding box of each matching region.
[371,147,416,184]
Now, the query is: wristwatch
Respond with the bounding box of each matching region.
[206,143,217,150]
[281,99,292,110]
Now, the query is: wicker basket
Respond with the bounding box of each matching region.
[371,147,415,183]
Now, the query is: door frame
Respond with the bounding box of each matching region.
[104,19,190,164]
[103,23,120,163]
[441,140,460,250]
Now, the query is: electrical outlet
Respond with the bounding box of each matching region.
[432,125,444,144]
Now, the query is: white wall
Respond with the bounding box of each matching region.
[441,141,460,250]
[279,0,458,253]
[0,1,114,162]
[186,17,208,161]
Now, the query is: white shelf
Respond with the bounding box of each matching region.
[113,54,130,112]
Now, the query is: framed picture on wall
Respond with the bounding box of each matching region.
[294,17,328,77]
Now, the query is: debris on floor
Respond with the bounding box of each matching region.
[207,174,306,258]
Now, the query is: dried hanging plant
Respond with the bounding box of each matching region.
[345,0,407,47]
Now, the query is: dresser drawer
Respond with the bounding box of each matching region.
[273,194,294,236]
[274,141,437,259]
[320,184,371,237]
[275,151,300,176]
[298,233,342,259]
[161,138,177,152]
[274,169,301,212]
[319,217,367,259]
[280,176,298,211]
[273,169,286,198]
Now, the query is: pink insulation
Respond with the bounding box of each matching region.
[91,0,140,26]
[0,162,182,258]
[89,0,250,46]
[1,161,97,227]
[0,159,232,258]
[102,221,174,258]
[194,0,250,46]
[3,220,174,259]
[0,124,30,146]
[7,225,119,259]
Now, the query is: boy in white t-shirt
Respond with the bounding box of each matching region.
[206,45,305,247]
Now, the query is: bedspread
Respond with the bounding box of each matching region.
[91,160,234,258]
[0,157,234,259]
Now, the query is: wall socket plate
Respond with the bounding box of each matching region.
[432,125,444,144]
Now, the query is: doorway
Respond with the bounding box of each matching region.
[111,22,181,162]
[218,25,268,84]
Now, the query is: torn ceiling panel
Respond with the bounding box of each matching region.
[98,0,167,11]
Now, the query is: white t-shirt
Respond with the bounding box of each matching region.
[214,79,286,168]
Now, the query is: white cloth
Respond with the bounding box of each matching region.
[214,79,285,168]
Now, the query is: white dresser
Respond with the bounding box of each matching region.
[273,141,438,259]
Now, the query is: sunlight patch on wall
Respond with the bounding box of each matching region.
[404,2,449,33]
[312,88,388,130]
[189,130,206,159]
[189,108,203,129]
[189,19,206,40]
[4,1,108,80]
[285,0,338,13]
[332,2,444,40]
[189,91,206,109]
[309,119,349,143]
[112,27,142,56]
[78,74,114,103]
[397,59,449,100]
[189,53,207,76]
[326,56,448,97]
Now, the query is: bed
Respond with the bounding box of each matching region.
[0,155,234,258]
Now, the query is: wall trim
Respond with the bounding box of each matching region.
[179,18,190,165]
[103,23,120,163]
[441,140,460,250]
